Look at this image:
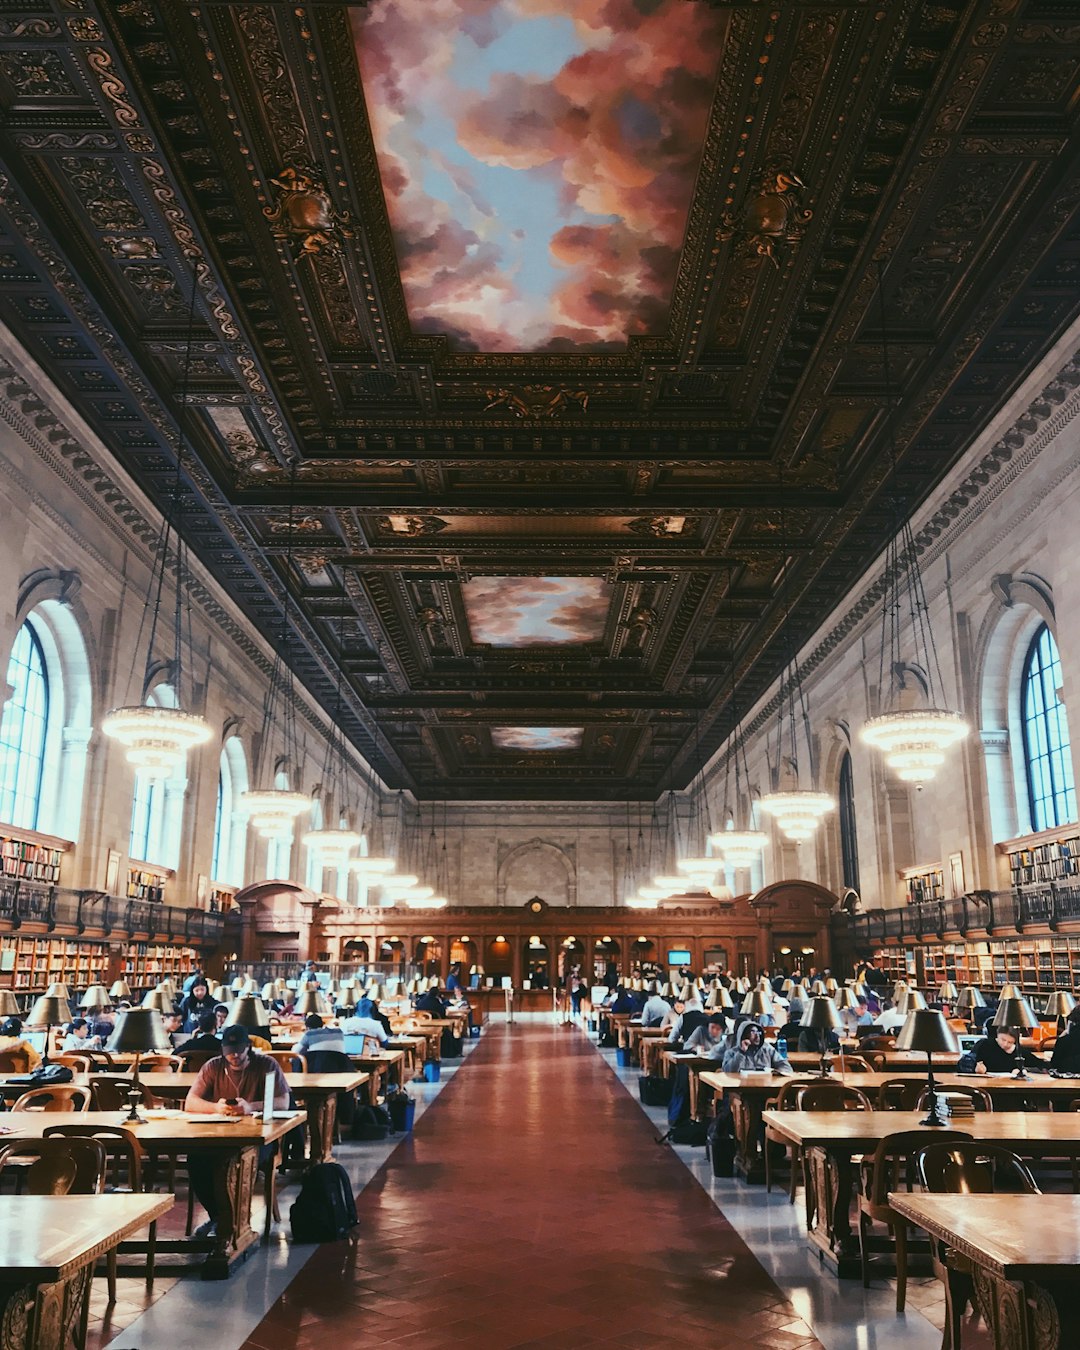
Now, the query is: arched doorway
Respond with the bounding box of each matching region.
[486,935,512,981]
[628,937,656,977]
[593,936,621,984]
[558,937,585,983]
[523,936,550,988]
[343,938,369,966]
[378,937,406,974]
[414,936,443,977]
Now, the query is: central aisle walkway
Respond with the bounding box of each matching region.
[242,1023,823,1350]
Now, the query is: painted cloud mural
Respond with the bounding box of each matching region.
[492,727,584,751]
[462,576,610,645]
[351,0,725,351]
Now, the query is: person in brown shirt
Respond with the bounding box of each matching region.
[183,1025,291,1237]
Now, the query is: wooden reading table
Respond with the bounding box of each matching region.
[139,1070,367,1165]
[760,1110,1080,1279]
[3,1110,297,1279]
[700,1069,1080,1184]
[888,1193,1080,1350]
[0,1194,173,1350]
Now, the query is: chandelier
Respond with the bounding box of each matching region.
[758,501,836,842]
[708,653,768,868]
[860,260,968,784]
[239,476,310,840]
[301,609,363,866]
[102,264,211,778]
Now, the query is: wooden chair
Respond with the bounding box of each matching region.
[838,1054,874,1074]
[88,1076,163,1110]
[0,1137,109,1350]
[44,1124,158,1295]
[856,1050,887,1073]
[915,1142,1039,1349]
[764,1077,820,1202]
[11,1084,93,1112]
[174,1050,217,1071]
[52,1053,93,1074]
[858,1035,896,1052]
[796,1082,873,1112]
[876,1077,924,1111]
[267,1049,306,1073]
[917,1084,993,1113]
[857,1128,971,1311]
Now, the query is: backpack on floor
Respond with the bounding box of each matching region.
[440,1028,462,1059]
[706,1114,736,1176]
[289,1162,358,1243]
[351,1103,394,1141]
[666,1064,691,1126]
[638,1075,673,1107]
[670,1119,709,1146]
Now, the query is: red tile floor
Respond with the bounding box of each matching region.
[240,1022,823,1350]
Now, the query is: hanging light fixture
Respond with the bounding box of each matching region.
[239,469,311,839]
[860,259,968,784]
[758,489,836,842]
[350,683,396,878]
[709,641,768,869]
[102,263,211,777]
[302,609,363,866]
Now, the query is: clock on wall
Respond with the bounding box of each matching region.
[526,897,546,914]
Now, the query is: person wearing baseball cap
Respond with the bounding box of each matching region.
[183,1024,291,1237]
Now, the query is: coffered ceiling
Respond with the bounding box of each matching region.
[1,0,1078,798]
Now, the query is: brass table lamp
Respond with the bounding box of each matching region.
[895,1008,960,1126]
[106,1007,172,1122]
[25,994,68,1066]
[800,996,843,1076]
[990,995,1040,1079]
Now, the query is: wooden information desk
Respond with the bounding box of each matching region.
[139,1070,366,1165]
[760,1110,1080,1279]
[701,1069,1080,1184]
[0,1194,173,1350]
[2,1111,297,1279]
[888,1193,1080,1350]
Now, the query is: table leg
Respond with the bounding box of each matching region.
[729,1090,767,1183]
[805,1147,859,1276]
[0,1265,93,1350]
[971,1266,1074,1350]
[305,1091,339,1164]
[204,1143,260,1280]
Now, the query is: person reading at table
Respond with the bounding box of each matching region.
[340,1001,390,1047]
[640,983,671,1028]
[183,1025,290,1237]
[973,1027,1046,1075]
[293,1013,347,1057]
[682,1012,729,1060]
[0,1017,43,1072]
[1051,1007,1080,1072]
[721,1021,793,1075]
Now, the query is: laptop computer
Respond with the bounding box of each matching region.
[957,1033,981,1055]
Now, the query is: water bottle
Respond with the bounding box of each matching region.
[776,1037,788,1062]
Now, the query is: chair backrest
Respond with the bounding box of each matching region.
[866,1129,971,1205]
[796,1082,873,1112]
[305,1049,354,1075]
[840,1055,873,1074]
[412,1010,433,1021]
[52,1054,92,1074]
[876,1078,924,1111]
[10,1084,93,1112]
[267,1049,306,1073]
[858,1035,896,1051]
[771,1077,824,1111]
[0,1137,108,1194]
[88,1075,164,1110]
[135,1054,175,1071]
[915,1142,1039,1196]
[176,1051,217,1072]
[43,1124,145,1192]
[858,1051,887,1073]
[917,1085,993,1112]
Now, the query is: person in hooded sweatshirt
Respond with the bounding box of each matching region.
[722,1020,793,1074]
[667,991,707,1044]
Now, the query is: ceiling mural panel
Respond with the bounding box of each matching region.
[491,727,585,751]
[350,0,726,352]
[461,576,611,646]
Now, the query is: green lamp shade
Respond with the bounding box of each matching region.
[895,1008,960,1054]
[106,1007,173,1054]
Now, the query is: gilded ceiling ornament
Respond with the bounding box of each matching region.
[626,516,695,538]
[717,169,813,267]
[374,514,449,537]
[263,165,353,258]
[483,386,589,419]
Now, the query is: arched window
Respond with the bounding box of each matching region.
[1021,625,1077,831]
[0,621,50,829]
[0,601,91,839]
[838,751,860,891]
[211,737,248,887]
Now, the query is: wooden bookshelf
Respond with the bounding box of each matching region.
[126,863,170,904]
[0,826,69,885]
[208,884,236,914]
[0,933,108,995]
[1000,826,1080,890]
[885,935,1080,997]
[900,863,944,906]
[121,940,198,990]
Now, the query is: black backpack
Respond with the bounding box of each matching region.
[706,1113,736,1176]
[351,1103,393,1141]
[289,1163,358,1243]
[638,1075,673,1107]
